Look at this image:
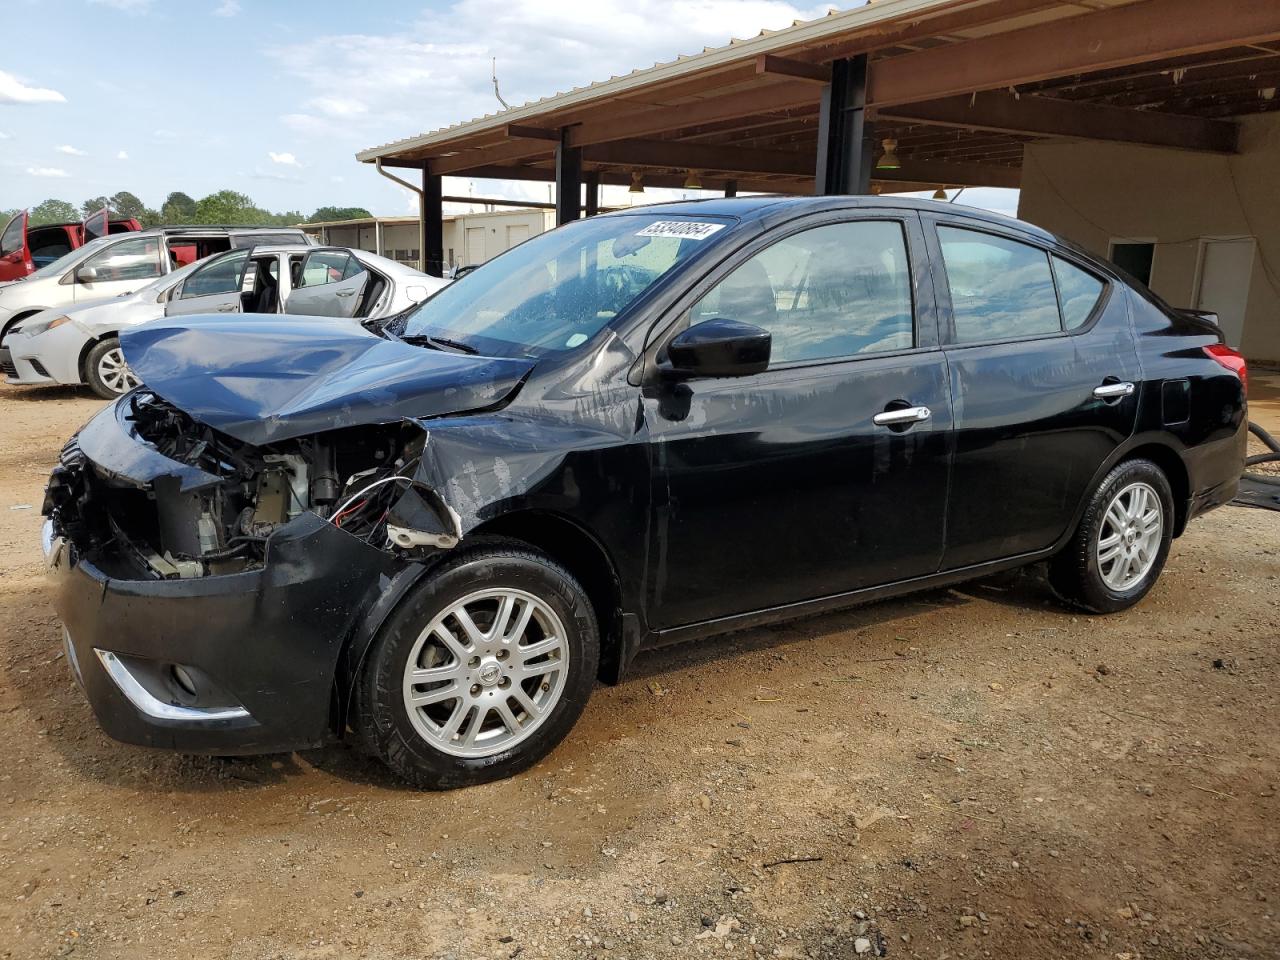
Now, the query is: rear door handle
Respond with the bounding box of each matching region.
[335,289,356,298]
[1093,381,1135,399]
[216,304,237,312]
[873,405,932,427]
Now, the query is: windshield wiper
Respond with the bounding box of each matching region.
[400,334,479,355]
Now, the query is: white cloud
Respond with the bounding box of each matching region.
[271,0,833,142]
[27,167,70,178]
[88,0,155,11]
[117,150,129,160]
[269,151,302,167]
[56,144,87,156]
[308,96,368,118]
[0,131,9,139]
[0,70,67,105]
[214,0,240,15]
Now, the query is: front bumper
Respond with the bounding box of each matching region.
[7,323,91,385]
[2,343,54,385]
[49,511,401,754]
[44,403,406,755]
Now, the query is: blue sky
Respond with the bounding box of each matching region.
[1,0,1018,218]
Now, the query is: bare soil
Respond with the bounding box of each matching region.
[0,384,1277,960]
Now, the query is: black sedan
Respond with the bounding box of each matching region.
[42,196,1248,788]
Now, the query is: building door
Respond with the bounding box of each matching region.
[465,226,485,264]
[1195,237,1254,349]
[505,223,530,251]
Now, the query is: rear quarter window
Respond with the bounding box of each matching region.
[1052,255,1106,329]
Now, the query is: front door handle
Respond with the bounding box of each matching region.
[215,304,237,312]
[873,405,932,427]
[335,289,356,298]
[1093,381,1135,399]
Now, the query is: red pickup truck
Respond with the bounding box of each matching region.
[0,208,142,282]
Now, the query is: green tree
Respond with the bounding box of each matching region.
[29,199,80,226]
[139,207,163,229]
[160,191,196,223]
[80,196,111,218]
[309,206,373,223]
[193,190,260,225]
[109,191,147,222]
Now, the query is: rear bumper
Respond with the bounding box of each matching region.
[48,511,400,755]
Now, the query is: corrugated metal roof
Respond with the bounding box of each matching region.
[355,0,969,162]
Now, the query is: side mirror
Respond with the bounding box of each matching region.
[75,265,99,284]
[665,317,771,379]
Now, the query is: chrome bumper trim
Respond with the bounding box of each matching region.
[93,649,250,722]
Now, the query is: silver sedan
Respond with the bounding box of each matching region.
[2,246,447,398]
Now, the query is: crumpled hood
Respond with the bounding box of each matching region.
[121,315,534,445]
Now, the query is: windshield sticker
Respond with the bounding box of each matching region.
[565,333,588,348]
[636,221,726,241]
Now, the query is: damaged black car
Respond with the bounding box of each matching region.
[42,197,1247,787]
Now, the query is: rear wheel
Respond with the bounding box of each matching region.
[355,542,598,788]
[84,338,139,399]
[1049,458,1174,613]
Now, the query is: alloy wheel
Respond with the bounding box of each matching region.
[1097,481,1163,591]
[401,588,570,758]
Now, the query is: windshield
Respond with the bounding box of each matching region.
[400,214,730,357]
[28,235,115,280]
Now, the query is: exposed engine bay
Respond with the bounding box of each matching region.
[45,391,461,580]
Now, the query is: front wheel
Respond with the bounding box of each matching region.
[355,542,599,788]
[1049,458,1174,613]
[84,338,139,399]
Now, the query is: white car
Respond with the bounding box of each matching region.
[3,245,447,398]
[0,226,313,346]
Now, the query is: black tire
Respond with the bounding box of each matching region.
[1049,458,1174,613]
[83,338,138,399]
[355,541,598,789]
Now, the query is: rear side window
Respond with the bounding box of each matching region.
[300,251,362,287]
[181,250,248,298]
[690,219,914,364]
[938,227,1059,343]
[1,214,24,256]
[1052,256,1105,329]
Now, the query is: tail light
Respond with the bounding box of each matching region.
[1204,344,1247,397]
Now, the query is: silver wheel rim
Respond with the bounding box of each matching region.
[97,347,139,395]
[1097,481,1163,591]
[402,587,570,759]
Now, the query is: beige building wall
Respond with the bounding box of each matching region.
[303,209,555,270]
[1017,113,1280,362]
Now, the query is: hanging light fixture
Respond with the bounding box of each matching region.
[876,138,901,170]
[932,187,948,201]
[683,169,703,189]
[629,171,645,194]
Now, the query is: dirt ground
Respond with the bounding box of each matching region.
[0,384,1276,960]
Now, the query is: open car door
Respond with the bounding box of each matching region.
[0,210,30,282]
[285,249,369,318]
[82,207,111,244]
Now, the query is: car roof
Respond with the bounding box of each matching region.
[598,194,1055,244]
[133,225,310,236]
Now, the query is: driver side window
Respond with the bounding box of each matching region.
[688,220,914,365]
[81,236,164,283]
